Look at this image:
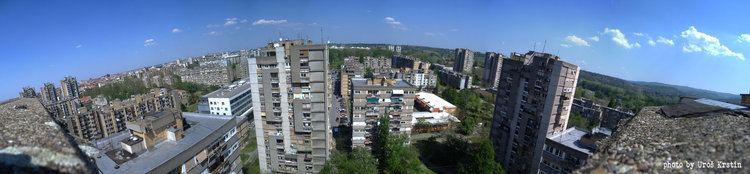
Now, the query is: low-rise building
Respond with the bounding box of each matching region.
[540,127,607,174]
[176,59,237,86]
[742,93,750,106]
[436,67,472,90]
[407,71,437,89]
[94,111,243,174]
[414,92,457,114]
[197,79,252,117]
[571,98,635,131]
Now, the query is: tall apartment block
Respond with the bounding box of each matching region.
[248,40,332,173]
[19,86,37,98]
[340,57,365,111]
[60,76,80,99]
[490,51,580,174]
[350,77,416,148]
[65,88,181,141]
[453,48,474,73]
[40,82,59,103]
[482,52,504,88]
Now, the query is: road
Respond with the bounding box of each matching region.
[330,95,342,127]
[329,70,343,128]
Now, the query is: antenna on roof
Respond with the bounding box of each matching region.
[532,42,537,51]
[542,40,547,53]
[320,27,324,44]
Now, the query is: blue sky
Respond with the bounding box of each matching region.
[1,0,749,100]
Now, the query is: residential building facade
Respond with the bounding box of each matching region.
[350,77,416,148]
[95,111,243,174]
[490,51,580,174]
[482,52,504,88]
[340,57,365,111]
[436,67,472,90]
[248,40,332,173]
[19,86,37,98]
[453,48,474,73]
[197,79,253,117]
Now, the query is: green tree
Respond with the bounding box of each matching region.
[82,77,150,100]
[374,116,433,174]
[320,148,378,174]
[365,68,374,78]
[457,140,505,174]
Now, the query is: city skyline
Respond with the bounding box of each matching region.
[2,0,750,100]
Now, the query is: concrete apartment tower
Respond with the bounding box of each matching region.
[490,51,580,174]
[248,39,331,173]
[60,76,80,99]
[350,77,416,148]
[482,52,504,89]
[453,48,474,73]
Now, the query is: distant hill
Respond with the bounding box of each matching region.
[632,81,740,102]
[576,70,741,111]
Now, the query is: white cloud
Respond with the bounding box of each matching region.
[589,36,599,42]
[560,44,571,48]
[171,28,182,33]
[634,42,641,48]
[75,44,82,48]
[252,19,288,25]
[450,28,459,32]
[565,35,590,47]
[224,17,238,26]
[648,40,656,46]
[240,19,249,23]
[738,34,750,43]
[680,26,744,60]
[603,28,638,49]
[206,24,220,28]
[424,32,444,37]
[633,32,645,36]
[207,31,220,36]
[384,17,407,30]
[656,36,674,46]
[143,39,156,47]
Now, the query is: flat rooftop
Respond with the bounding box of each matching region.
[576,105,750,173]
[203,79,252,99]
[411,112,459,125]
[95,112,235,174]
[415,92,456,109]
[546,127,593,155]
[351,78,414,88]
[0,98,96,173]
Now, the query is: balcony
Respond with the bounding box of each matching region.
[366,98,379,104]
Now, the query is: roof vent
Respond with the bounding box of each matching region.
[14,105,27,110]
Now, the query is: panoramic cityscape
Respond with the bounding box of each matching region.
[1,0,749,174]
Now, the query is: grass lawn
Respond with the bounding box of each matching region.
[240,128,259,174]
